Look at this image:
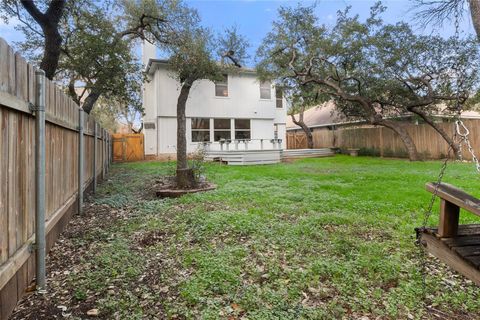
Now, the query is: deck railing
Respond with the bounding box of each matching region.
[198,138,283,152]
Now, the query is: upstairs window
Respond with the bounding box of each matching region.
[191,118,210,142]
[215,74,228,97]
[275,88,283,108]
[260,81,271,99]
[235,119,251,140]
[214,119,231,141]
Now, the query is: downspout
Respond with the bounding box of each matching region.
[34,70,46,290]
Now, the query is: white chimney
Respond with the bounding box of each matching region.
[142,39,156,67]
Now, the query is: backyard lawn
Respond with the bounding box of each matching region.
[11,156,480,319]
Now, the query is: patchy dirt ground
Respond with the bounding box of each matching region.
[8,198,138,319]
[8,159,480,319]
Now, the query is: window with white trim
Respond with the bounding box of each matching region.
[275,88,283,108]
[214,119,231,141]
[260,81,271,99]
[191,118,210,142]
[235,119,251,140]
[215,74,228,97]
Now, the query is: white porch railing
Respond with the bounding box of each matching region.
[197,138,283,152]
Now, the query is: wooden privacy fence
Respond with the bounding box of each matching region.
[0,37,112,319]
[112,133,145,162]
[286,119,480,160]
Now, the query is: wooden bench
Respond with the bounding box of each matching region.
[426,182,480,238]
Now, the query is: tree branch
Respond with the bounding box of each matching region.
[19,0,46,24]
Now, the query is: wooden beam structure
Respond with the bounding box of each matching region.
[419,183,480,285]
[420,226,480,285]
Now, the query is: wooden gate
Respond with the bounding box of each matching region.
[287,131,307,149]
[112,133,145,162]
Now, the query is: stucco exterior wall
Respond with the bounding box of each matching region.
[154,66,278,119]
[251,119,274,140]
[143,61,287,155]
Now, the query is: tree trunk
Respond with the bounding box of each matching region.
[409,107,461,159]
[40,26,63,80]
[377,119,420,161]
[81,89,102,114]
[290,114,314,149]
[469,0,480,41]
[176,82,196,189]
[20,0,66,80]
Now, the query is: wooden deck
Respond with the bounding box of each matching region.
[204,148,335,165]
[205,149,282,165]
[282,148,335,160]
[419,225,480,284]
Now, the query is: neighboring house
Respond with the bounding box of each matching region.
[286,101,480,158]
[286,101,347,130]
[142,42,287,160]
[287,101,480,131]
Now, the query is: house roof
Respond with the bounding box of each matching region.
[287,101,480,130]
[286,101,348,129]
[145,58,257,76]
[453,109,480,119]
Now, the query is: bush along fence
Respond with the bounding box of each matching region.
[0,37,112,319]
[286,118,480,160]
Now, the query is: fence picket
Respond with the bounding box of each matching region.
[0,108,8,264]
[0,37,110,318]
[287,120,480,160]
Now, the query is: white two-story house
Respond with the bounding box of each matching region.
[142,42,287,164]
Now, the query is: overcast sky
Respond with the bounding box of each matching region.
[187,0,476,66]
[0,0,476,68]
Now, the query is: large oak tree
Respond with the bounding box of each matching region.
[286,83,322,149]
[0,0,187,114]
[257,3,479,160]
[165,25,248,188]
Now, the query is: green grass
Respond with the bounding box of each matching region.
[74,156,480,319]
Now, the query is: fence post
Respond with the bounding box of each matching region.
[108,133,111,169]
[108,135,113,165]
[109,134,111,167]
[380,127,384,158]
[111,134,113,164]
[104,130,107,174]
[34,69,46,290]
[78,107,84,215]
[105,130,108,173]
[102,129,106,179]
[108,133,111,166]
[105,133,108,173]
[332,127,337,148]
[93,122,97,193]
[106,133,109,173]
[105,132,108,170]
